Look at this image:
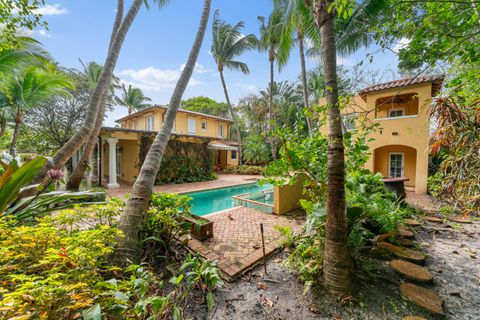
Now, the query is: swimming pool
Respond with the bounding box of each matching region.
[184,182,273,216]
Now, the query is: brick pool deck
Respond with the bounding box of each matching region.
[106,174,262,198]
[186,206,305,281]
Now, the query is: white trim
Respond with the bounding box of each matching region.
[374,115,418,121]
[388,107,405,118]
[388,152,404,178]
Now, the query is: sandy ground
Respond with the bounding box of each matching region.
[187,218,480,320]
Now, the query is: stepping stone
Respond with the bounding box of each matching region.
[402,316,426,320]
[420,216,442,223]
[448,215,472,224]
[388,260,433,283]
[377,242,425,263]
[385,237,415,247]
[400,283,444,315]
[374,233,394,242]
[404,219,422,226]
[396,226,414,239]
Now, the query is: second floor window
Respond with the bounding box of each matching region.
[389,108,404,118]
[146,116,154,131]
[201,119,207,131]
[218,125,224,137]
[188,117,196,134]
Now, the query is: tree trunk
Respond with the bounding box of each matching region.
[66,1,124,191]
[268,50,277,160]
[9,110,23,158]
[314,0,351,293]
[0,113,6,138]
[298,31,313,137]
[35,0,138,182]
[112,0,211,266]
[219,68,243,165]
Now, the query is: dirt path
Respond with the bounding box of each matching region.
[188,219,480,319]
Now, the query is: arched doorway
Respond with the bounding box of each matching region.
[373,145,417,190]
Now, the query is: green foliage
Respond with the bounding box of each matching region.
[243,134,270,164]
[140,135,215,184]
[181,96,229,118]
[274,225,296,248]
[223,165,265,175]
[427,172,442,197]
[143,193,192,260]
[115,83,151,114]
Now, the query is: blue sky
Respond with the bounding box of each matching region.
[33,1,402,126]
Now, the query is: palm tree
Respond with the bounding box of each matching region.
[2,64,74,157]
[35,0,169,183]
[115,83,152,114]
[258,9,283,160]
[112,0,211,266]
[275,0,318,136]
[211,10,257,166]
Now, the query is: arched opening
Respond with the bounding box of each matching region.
[373,145,417,189]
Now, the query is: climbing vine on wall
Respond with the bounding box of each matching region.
[140,134,215,184]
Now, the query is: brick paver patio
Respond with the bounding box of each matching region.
[186,206,305,281]
[405,192,440,214]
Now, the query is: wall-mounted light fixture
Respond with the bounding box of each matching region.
[392,132,399,136]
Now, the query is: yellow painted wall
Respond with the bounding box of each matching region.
[319,82,433,194]
[118,108,231,140]
[273,173,308,214]
[226,150,239,167]
[373,145,417,188]
[119,140,140,182]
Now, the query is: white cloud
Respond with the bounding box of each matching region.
[337,57,354,66]
[180,62,212,74]
[34,4,68,16]
[17,28,51,38]
[235,83,258,92]
[119,65,204,92]
[393,37,411,53]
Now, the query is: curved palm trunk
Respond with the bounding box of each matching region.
[66,1,124,191]
[268,50,277,160]
[315,0,351,293]
[9,110,23,157]
[112,0,211,266]
[298,31,313,136]
[0,113,6,138]
[219,68,242,165]
[35,0,139,182]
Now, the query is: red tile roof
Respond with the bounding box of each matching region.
[358,75,444,100]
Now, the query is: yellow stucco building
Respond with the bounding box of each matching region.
[76,105,239,188]
[320,75,444,194]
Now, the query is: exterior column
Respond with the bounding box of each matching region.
[107,138,119,188]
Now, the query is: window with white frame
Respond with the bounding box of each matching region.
[389,153,404,178]
[146,116,154,131]
[342,113,357,131]
[201,119,207,131]
[187,117,196,134]
[388,108,405,118]
[218,125,224,137]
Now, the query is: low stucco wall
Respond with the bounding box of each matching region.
[273,173,308,214]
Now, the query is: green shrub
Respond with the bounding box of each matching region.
[223,165,265,175]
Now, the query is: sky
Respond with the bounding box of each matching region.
[32,1,403,126]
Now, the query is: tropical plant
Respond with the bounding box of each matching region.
[181,96,229,117]
[258,8,283,160]
[113,0,211,266]
[0,157,101,223]
[243,135,270,165]
[115,82,152,114]
[0,64,74,157]
[211,10,257,165]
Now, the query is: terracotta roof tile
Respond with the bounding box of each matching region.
[358,75,444,100]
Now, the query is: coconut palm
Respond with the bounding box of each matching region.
[211,10,257,165]
[112,0,211,266]
[35,0,169,183]
[2,64,75,157]
[115,83,152,114]
[258,9,283,160]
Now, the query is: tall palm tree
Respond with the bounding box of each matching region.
[211,10,257,166]
[115,83,152,114]
[2,64,74,157]
[258,9,283,160]
[65,61,119,191]
[34,0,169,183]
[112,0,211,266]
[275,0,318,136]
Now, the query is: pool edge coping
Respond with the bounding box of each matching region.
[175,179,267,195]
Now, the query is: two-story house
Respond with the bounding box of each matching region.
[93,105,238,188]
[320,75,444,194]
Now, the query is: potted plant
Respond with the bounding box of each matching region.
[183,214,214,241]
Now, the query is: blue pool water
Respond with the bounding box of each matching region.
[184,182,273,216]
